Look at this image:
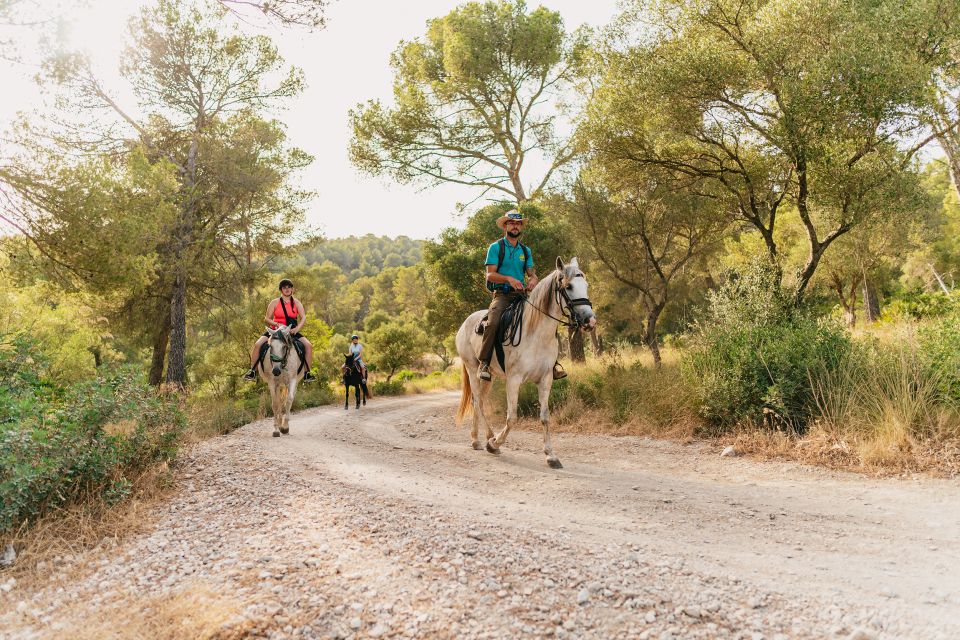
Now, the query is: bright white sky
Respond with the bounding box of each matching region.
[0,0,621,240]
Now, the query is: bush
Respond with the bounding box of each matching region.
[682,262,852,432]
[0,337,184,533]
[394,369,424,382]
[373,379,405,395]
[918,314,960,403]
[884,290,959,320]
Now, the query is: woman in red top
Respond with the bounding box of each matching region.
[244,278,316,381]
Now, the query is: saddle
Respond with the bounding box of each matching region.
[474,298,525,373]
[257,337,307,374]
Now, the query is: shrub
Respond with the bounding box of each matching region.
[394,369,424,382]
[373,379,405,395]
[918,314,960,403]
[884,290,959,320]
[0,350,184,533]
[682,262,852,432]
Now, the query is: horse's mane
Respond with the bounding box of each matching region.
[524,268,563,333]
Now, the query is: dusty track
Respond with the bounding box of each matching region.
[2,391,958,639]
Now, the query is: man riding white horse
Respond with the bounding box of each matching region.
[243,278,316,382]
[477,209,566,382]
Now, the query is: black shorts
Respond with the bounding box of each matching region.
[262,331,303,340]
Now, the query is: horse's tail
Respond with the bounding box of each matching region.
[362,380,371,399]
[455,362,472,425]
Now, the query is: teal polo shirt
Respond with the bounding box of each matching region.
[485,239,534,291]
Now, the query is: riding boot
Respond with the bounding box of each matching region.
[303,368,316,382]
[478,362,492,381]
[243,368,257,380]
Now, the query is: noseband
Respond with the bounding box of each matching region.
[555,274,594,329]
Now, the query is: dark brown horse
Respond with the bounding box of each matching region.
[341,354,369,410]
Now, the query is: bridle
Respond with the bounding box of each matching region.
[522,270,595,330]
[268,331,291,372]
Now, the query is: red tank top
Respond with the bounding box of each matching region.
[273,297,299,326]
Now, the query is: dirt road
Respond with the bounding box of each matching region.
[2,392,958,639]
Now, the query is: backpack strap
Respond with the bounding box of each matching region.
[279,297,295,327]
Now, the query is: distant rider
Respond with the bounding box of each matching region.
[349,334,367,381]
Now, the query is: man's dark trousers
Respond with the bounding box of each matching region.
[478,290,523,365]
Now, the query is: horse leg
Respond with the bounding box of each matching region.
[344,384,349,410]
[270,385,281,437]
[354,384,360,409]
[465,372,485,450]
[538,376,561,469]
[487,376,520,454]
[280,380,295,434]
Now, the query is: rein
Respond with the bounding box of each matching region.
[268,332,291,370]
[499,271,594,349]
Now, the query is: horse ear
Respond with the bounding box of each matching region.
[570,256,580,268]
[555,256,564,271]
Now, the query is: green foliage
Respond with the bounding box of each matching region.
[918,315,960,403]
[584,0,953,302]
[0,337,184,533]
[372,379,406,395]
[367,320,427,382]
[422,201,575,336]
[349,0,586,201]
[884,290,960,320]
[682,262,852,431]
[283,235,423,281]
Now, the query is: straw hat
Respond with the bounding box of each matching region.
[496,209,527,229]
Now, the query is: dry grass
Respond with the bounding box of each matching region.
[46,581,253,640]
[495,341,960,477]
[403,367,463,394]
[0,463,175,591]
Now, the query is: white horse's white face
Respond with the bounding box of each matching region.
[557,256,597,330]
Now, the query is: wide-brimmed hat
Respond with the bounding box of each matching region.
[496,209,527,229]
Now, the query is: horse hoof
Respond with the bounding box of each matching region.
[485,440,501,455]
[547,457,563,469]
[272,431,280,438]
[280,428,289,435]
[472,441,483,450]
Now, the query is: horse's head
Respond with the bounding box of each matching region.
[342,353,355,376]
[267,327,292,377]
[556,256,597,331]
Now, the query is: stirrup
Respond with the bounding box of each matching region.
[303,370,316,382]
[478,363,491,381]
[243,369,257,380]
[552,363,567,380]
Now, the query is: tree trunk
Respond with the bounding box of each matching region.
[165,272,188,388]
[944,136,960,198]
[149,308,171,386]
[589,330,602,356]
[644,303,664,368]
[567,325,585,362]
[862,276,880,323]
[165,137,199,389]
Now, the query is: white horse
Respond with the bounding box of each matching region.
[257,327,304,437]
[455,257,597,468]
